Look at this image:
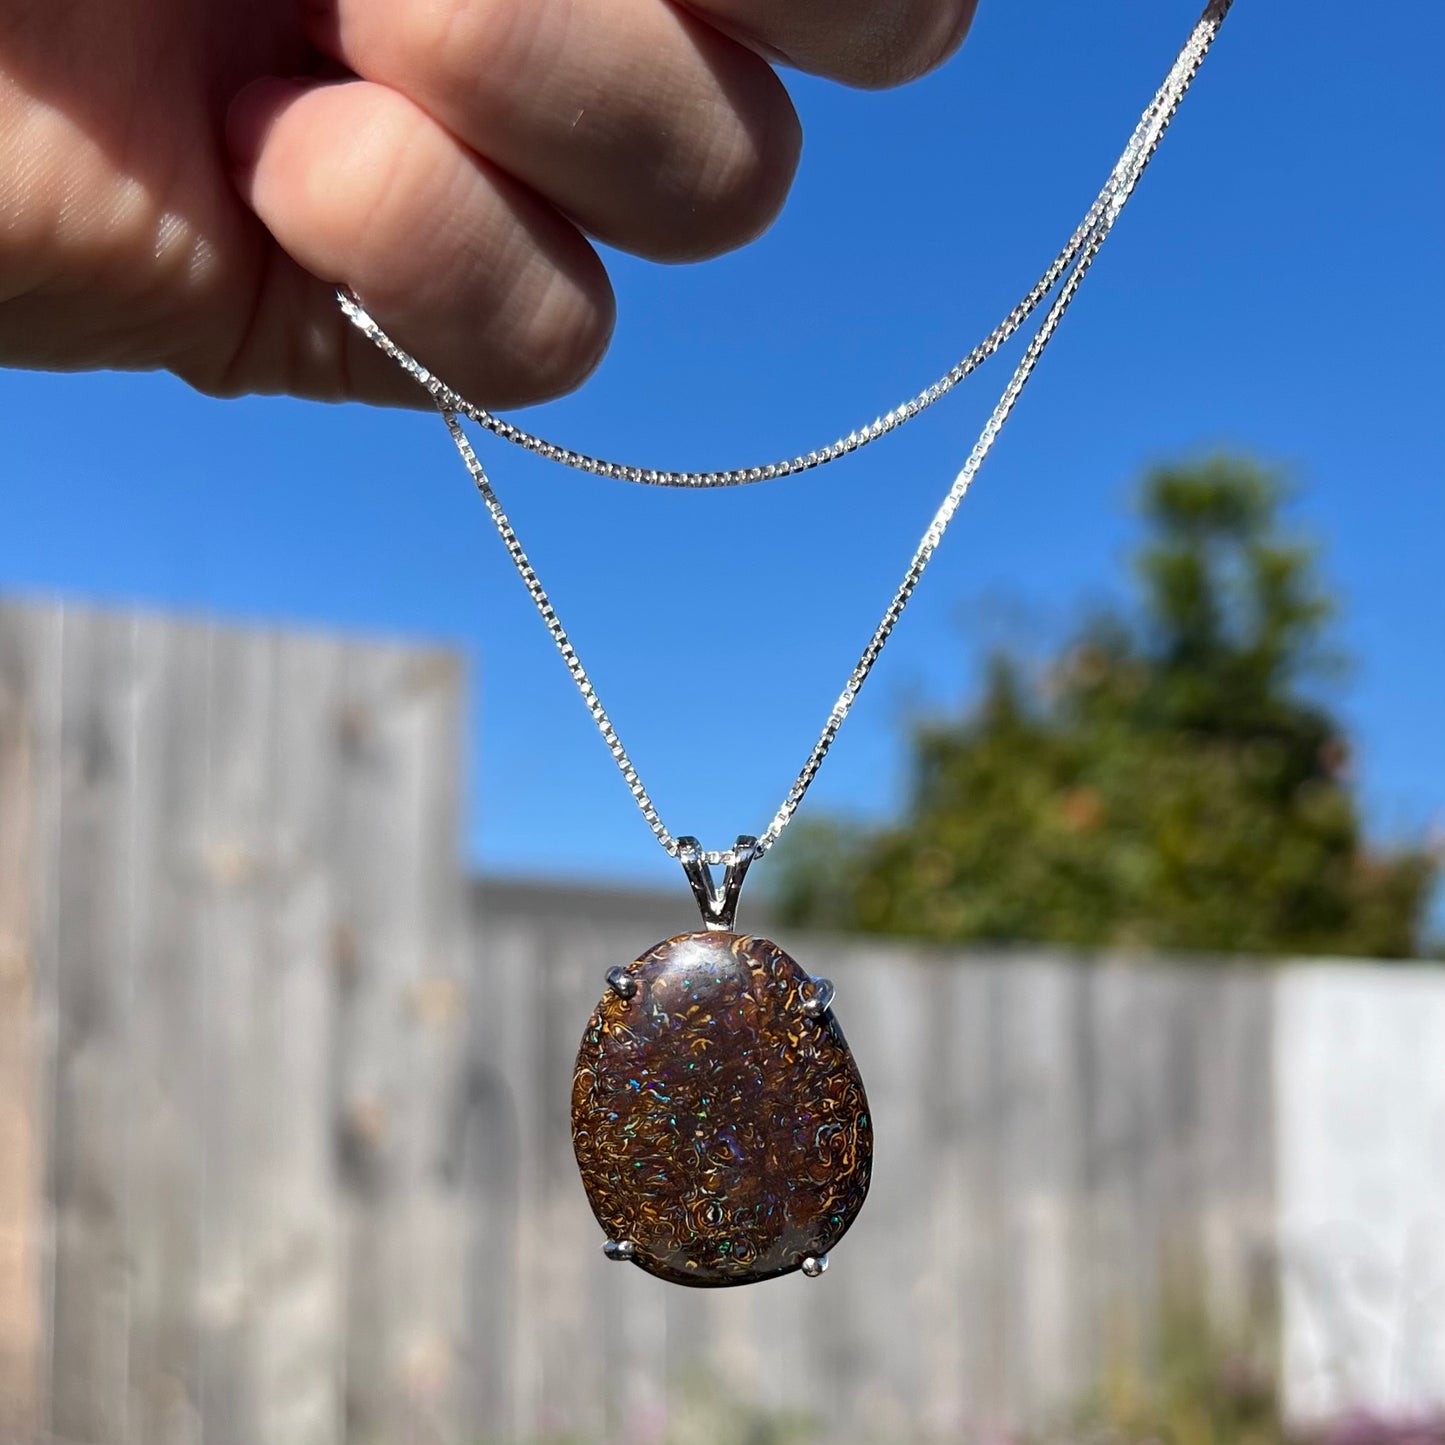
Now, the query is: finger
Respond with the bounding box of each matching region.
[685,0,979,90]
[305,0,801,263]
[226,76,615,408]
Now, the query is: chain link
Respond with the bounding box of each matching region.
[394,0,1232,866]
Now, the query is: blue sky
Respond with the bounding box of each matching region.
[2,0,1441,901]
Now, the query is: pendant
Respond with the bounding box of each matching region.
[571,837,872,1287]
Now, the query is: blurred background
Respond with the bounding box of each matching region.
[1,0,1442,1441]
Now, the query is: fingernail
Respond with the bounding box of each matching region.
[225,77,307,184]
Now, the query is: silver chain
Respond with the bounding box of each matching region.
[366,0,1233,867]
[340,0,1232,493]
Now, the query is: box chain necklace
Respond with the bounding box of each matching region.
[343,0,1235,1288]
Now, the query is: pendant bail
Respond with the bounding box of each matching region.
[677,835,758,933]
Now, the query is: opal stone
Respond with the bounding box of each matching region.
[571,931,872,1287]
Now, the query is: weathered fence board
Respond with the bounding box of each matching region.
[0,606,49,1441]
[332,645,470,1445]
[255,635,347,1445]
[124,615,210,1445]
[49,613,141,1445]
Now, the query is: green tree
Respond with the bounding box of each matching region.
[774,457,1436,958]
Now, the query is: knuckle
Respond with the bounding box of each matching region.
[503,271,616,405]
[852,0,978,89]
[392,0,547,110]
[324,101,434,249]
[648,99,801,262]
[296,87,613,406]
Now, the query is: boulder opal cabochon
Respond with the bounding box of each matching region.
[571,932,872,1287]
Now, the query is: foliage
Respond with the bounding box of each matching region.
[774,457,1436,958]
[521,1372,819,1445]
[1034,1301,1445,1445]
[657,1372,819,1445]
[1059,1299,1284,1445]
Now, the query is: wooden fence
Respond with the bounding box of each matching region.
[0,599,1438,1444]
[0,601,469,1445]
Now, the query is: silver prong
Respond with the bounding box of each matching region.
[801,977,835,1019]
[606,966,638,1000]
[801,1254,829,1279]
[603,1239,636,1263]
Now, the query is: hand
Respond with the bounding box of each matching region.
[0,0,976,408]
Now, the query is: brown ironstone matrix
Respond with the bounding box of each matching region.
[571,933,873,1287]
